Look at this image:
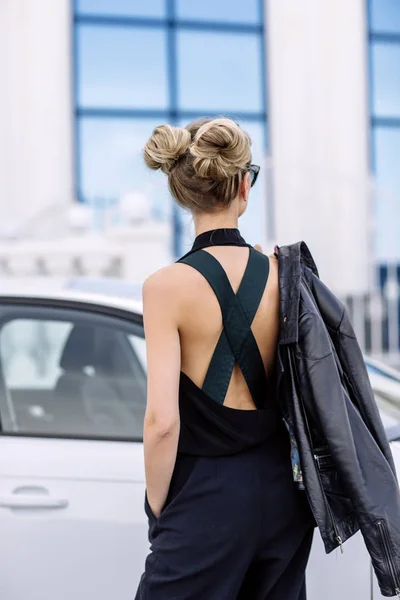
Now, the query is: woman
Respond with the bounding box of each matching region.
[136,118,314,600]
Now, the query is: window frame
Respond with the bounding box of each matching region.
[367,0,400,260]
[0,297,146,443]
[368,0,400,170]
[76,0,166,19]
[72,0,268,256]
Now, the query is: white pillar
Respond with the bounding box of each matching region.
[267,0,371,294]
[0,0,73,234]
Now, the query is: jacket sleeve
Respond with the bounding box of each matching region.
[305,268,397,478]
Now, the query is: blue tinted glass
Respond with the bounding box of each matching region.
[178,119,267,252]
[176,0,260,24]
[236,120,268,244]
[76,0,165,18]
[177,31,263,112]
[79,118,172,223]
[372,43,400,117]
[77,25,168,109]
[373,128,400,260]
[370,0,400,33]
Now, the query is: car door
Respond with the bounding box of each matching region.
[0,300,149,600]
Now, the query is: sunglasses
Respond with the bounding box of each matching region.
[247,164,260,187]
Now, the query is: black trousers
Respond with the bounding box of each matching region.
[136,433,314,600]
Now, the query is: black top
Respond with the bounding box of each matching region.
[176,228,280,457]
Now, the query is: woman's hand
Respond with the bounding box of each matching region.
[147,494,162,520]
[254,243,280,258]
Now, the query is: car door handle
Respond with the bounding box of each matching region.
[0,492,69,510]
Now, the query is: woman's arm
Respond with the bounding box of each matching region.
[142,269,181,518]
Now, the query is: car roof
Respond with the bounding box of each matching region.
[0,277,143,315]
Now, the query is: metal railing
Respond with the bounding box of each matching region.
[343,264,400,368]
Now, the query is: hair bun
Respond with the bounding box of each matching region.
[190,118,251,181]
[144,124,191,174]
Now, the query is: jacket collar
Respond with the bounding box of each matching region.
[278,241,319,345]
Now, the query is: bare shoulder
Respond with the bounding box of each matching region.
[143,264,179,297]
[142,262,197,302]
[142,265,183,326]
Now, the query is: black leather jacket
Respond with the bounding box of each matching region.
[276,241,400,598]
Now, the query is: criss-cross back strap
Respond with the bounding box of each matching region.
[178,247,270,407]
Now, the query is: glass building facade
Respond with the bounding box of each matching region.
[369,0,400,260]
[73,0,268,255]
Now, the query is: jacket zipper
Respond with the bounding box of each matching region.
[324,489,344,553]
[313,452,344,553]
[289,347,344,553]
[376,520,400,596]
[300,453,343,552]
[314,453,331,465]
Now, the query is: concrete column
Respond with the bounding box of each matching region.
[267,0,371,294]
[0,0,74,234]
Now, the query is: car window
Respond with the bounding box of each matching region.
[0,305,146,440]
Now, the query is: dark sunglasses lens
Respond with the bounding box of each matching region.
[250,168,256,187]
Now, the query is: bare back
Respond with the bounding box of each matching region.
[174,246,280,410]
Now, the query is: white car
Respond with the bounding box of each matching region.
[0,279,398,600]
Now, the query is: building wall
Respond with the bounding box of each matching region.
[267,0,371,294]
[0,0,381,295]
[0,0,73,234]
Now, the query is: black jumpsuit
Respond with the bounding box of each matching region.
[136,228,314,600]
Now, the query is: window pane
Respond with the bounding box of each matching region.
[79,117,172,223]
[76,0,165,18]
[0,314,147,438]
[236,120,268,245]
[373,128,400,260]
[77,25,168,109]
[372,43,400,117]
[177,31,263,112]
[178,118,267,253]
[176,0,260,24]
[370,0,400,34]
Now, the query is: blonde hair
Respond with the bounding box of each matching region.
[143,117,252,212]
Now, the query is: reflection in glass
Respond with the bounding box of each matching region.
[79,118,172,223]
[177,31,263,112]
[78,25,168,109]
[0,316,147,438]
[373,128,400,260]
[176,0,260,24]
[370,0,400,34]
[76,0,165,18]
[372,43,400,117]
[1,320,73,389]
